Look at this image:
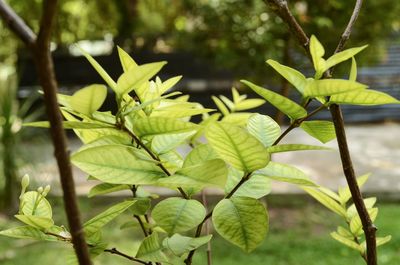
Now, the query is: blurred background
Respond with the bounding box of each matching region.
[0,0,399,264]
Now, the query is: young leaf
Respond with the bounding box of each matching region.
[116,62,167,95]
[14,215,54,230]
[158,76,183,94]
[88,183,131,198]
[234,98,265,111]
[247,114,281,147]
[376,236,392,247]
[0,226,58,241]
[183,144,218,168]
[349,208,378,236]
[151,131,197,154]
[117,46,138,72]
[300,120,336,143]
[212,95,230,116]
[158,159,228,189]
[162,234,212,256]
[84,200,137,236]
[69,84,107,116]
[225,168,271,199]
[302,187,347,218]
[324,45,368,71]
[212,197,268,253]
[330,232,364,253]
[80,48,117,90]
[338,173,370,205]
[20,191,52,219]
[71,145,166,185]
[222,112,254,126]
[266,59,307,94]
[303,79,367,97]
[241,80,307,119]
[310,35,326,79]
[256,161,316,186]
[136,233,169,262]
[347,197,377,219]
[152,197,206,235]
[267,144,331,153]
[131,117,198,137]
[205,122,270,172]
[24,121,114,129]
[330,89,399,105]
[349,57,357,81]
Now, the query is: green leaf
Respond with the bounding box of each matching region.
[212,197,268,253]
[304,79,367,97]
[117,46,138,72]
[302,187,347,218]
[330,232,364,253]
[151,131,196,154]
[347,197,377,219]
[376,236,392,247]
[20,191,52,219]
[152,197,206,235]
[256,161,316,186]
[267,59,307,93]
[84,200,136,236]
[159,159,228,190]
[151,106,214,119]
[225,168,271,199]
[129,199,151,215]
[241,80,307,119]
[88,183,131,198]
[310,35,326,79]
[330,89,399,105]
[324,45,368,71]
[300,120,336,143]
[234,98,265,111]
[131,117,198,137]
[24,121,114,129]
[183,144,218,168]
[80,48,117,90]
[338,173,370,205]
[247,114,281,147]
[349,57,357,81]
[205,122,270,172]
[71,145,166,185]
[162,234,212,256]
[267,144,331,153]
[349,207,378,236]
[222,112,254,126]
[136,233,169,262]
[0,226,58,241]
[69,84,107,115]
[116,62,167,95]
[158,75,182,94]
[14,215,54,230]
[212,95,229,116]
[337,226,354,239]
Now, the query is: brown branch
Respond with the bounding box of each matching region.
[0,0,36,47]
[264,1,376,264]
[104,248,150,265]
[0,1,92,264]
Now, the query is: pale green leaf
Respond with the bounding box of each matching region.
[84,200,136,236]
[14,215,54,230]
[225,168,271,199]
[376,236,392,247]
[212,96,229,116]
[267,59,307,93]
[158,76,182,94]
[318,187,341,202]
[349,57,357,81]
[212,197,268,253]
[324,45,368,71]
[116,62,167,95]
[20,191,52,219]
[183,144,218,168]
[80,48,116,90]
[71,145,166,185]
[24,121,114,129]
[151,107,214,119]
[337,226,354,239]
[330,232,364,253]
[256,161,316,186]
[117,46,138,72]
[136,233,169,262]
[347,197,377,219]
[131,117,198,137]
[247,113,281,147]
[219,95,235,111]
[304,79,367,97]
[330,89,399,105]
[234,98,265,111]
[88,183,131,198]
[300,120,336,143]
[163,234,212,256]
[206,122,270,172]
[302,187,347,218]
[0,226,58,241]
[267,144,331,153]
[158,159,228,189]
[151,131,196,154]
[310,35,326,79]
[241,80,307,119]
[69,84,107,115]
[349,208,378,236]
[222,112,254,126]
[152,197,206,235]
[338,173,370,205]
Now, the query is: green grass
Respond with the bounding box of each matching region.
[0,198,398,265]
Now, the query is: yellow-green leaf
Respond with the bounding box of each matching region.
[300,120,336,143]
[267,59,307,94]
[330,89,399,105]
[304,79,367,97]
[324,45,368,71]
[247,113,281,147]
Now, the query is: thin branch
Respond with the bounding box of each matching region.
[264,1,376,264]
[104,248,150,265]
[0,0,36,46]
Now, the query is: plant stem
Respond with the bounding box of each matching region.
[104,248,150,265]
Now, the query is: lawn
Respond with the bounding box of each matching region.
[0,197,398,265]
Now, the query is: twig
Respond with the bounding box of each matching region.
[0,1,92,264]
[264,1,377,264]
[104,248,150,265]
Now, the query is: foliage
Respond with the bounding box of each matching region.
[1,40,398,264]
